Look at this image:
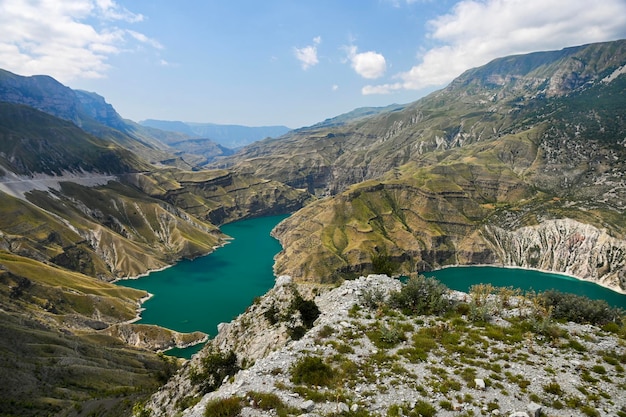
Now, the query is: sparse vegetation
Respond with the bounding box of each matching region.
[203,397,242,417]
[290,355,335,387]
[189,349,239,394]
[389,275,452,315]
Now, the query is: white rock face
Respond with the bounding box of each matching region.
[484,219,626,292]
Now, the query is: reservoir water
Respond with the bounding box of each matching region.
[118,214,289,358]
[424,266,626,309]
[119,214,625,358]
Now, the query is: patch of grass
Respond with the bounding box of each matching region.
[591,365,607,374]
[580,405,600,417]
[246,391,299,416]
[291,355,335,387]
[203,397,242,417]
[410,400,437,417]
[543,381,563,395]
[367,323,407,349]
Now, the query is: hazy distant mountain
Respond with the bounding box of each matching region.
[140,119,291,148]
[0,69,203,168]
[307,103,406,129]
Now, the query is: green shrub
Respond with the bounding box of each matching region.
[439,400,453,411]
[580,405,600,417]
[410,400,437,417]
[288,325,307,340]
[389,275,452,315]
[539,290,624,326]
[203,397,242,417]
[264,303,281,325]
[367,323,406,349]
[246,391,299,416]
[290,293,321,328]
[361,286,389,311]
[591,365,607,374]
[543,381,563,395]
[189,350,239,394]
[290,355,335,387]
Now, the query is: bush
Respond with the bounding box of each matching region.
[290,355,335,387]
[360,286,388,311]
[543,381,563,395]
[389,275,452,315]
[203,397,242,417]
[190,350,239,394]
[264,303,280,325]
[410,400,437,417]
[367,323,406,349]
[539,290,624,326]
[371,250,397,276]
[290,293,321,328]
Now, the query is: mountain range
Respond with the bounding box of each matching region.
[139,119,291,149]
[215,40,626,290]
[0,39,625,416]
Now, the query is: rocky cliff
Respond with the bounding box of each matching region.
[146,275,626,417]
[261,40,626,292]
[483,219,626,291]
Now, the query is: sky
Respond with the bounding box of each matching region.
[1,1,626,129]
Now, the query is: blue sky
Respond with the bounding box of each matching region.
[2,1,626,128]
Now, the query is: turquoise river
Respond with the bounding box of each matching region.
[118,214,626,358]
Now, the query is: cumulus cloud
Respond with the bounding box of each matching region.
[346,46,387,79]
[364,0,626,94]
[0,0,158,82]
[294,36,321,70]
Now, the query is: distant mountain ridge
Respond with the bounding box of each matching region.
[140,119,291,148]
[211,39,626,291]
[0,69,206,169]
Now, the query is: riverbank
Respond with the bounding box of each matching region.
[114,214,290,359]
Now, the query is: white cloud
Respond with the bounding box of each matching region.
[0,0,157,82]
[95,0,144,22]
[366,0,626,94]
[332,84,339,91]
[294,36,321,70]
[346,46,387,79]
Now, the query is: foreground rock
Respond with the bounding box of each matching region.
[146,275,626,417]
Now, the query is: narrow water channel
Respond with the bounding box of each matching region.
[117,214,289,358]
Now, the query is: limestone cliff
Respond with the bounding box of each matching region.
[103,323,208,351]
[483,219,626,291]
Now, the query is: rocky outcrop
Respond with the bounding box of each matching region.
[145,275,313,415]
[127,170,311,226]
[103,323,207,351]
[147,275,625,417]
[483,219,626,292]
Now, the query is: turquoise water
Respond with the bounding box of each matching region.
[424,266,626,309]
[117,214,289,358]
[118,213,625,359]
